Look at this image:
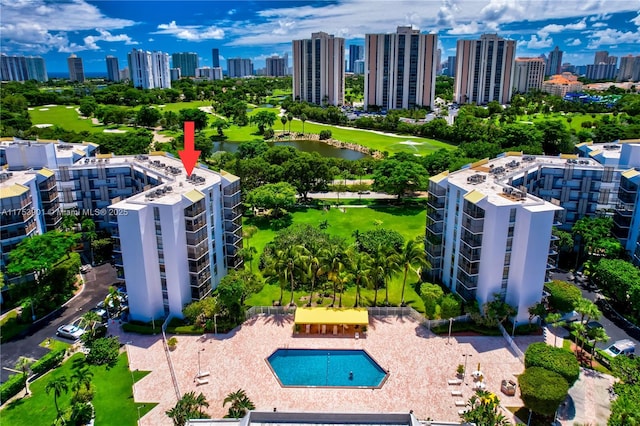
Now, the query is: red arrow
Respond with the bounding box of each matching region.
[178,121,201,177]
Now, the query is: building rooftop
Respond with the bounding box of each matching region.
[443,152,594,209]
[0,169,41,199]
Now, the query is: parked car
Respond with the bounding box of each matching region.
[586,321,604,331]
[90,307,108,323]
[80,264,92,273]
[57,324,85,340]
[603,339,636,358]
[560,310,580,322]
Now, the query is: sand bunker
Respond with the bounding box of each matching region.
[34,124,53,128]
[103,129,127,133]
[398,140,423,145]
[38,108,49,111]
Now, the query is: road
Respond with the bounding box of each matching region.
[0,264,116,384]
[550,269,640,349]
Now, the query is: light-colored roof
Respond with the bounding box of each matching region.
[622,169,640,179]
[429,171,449,184]
[184,189,205,203]
[463,189,486,204]
[0,183,29,199]
[38,168,55,178]
[294,308,369,325]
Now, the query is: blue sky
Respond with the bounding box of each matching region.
[1,0,639,73]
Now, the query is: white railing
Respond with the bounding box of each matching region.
[162,315,181,400]
[498,323,525,364]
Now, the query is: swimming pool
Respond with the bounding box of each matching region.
[266,349,387,388]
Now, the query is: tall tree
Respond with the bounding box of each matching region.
[347,248,371,308]
[280,115,288,135]
[71,367,94,399]
[372,159,428,198]
[300,113,307,135]
[15,357,33,396]
[45,375,69,420]
[398,239,429,306]
[321,245,348,306]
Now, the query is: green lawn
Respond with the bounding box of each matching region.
[0,310,30,343]
[244,205,427,311]
[151,100,212,113]
[1,352,156,426]
[29,105,107,133]
[515,112,615,132]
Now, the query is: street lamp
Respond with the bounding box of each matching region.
[447,317,453,344]
[126,341,135,396]
[137,405,145,426]
[214,314,218,335]
[462,353,473,384]
[197,348,204,374]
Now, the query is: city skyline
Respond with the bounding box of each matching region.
[0,0,639,73]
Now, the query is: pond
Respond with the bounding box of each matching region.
[212,140,368,160]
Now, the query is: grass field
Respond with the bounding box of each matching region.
[515,112,614,132]
[29,105,107,133]
[244,205,427,311]
[1,352,156,426]
[217,106,454,155]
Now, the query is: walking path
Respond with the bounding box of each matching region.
[557,368,614,425]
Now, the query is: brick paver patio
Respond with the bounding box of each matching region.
[111,315,541,425]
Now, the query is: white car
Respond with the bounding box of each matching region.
[57,324,85,340]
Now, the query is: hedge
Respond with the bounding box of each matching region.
[0,373,25,404]
[519,367,570,416]
[545,280,582,313]
[525,342,580,386]
[30,347,66,376]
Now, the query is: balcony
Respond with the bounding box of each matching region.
[185,218,207,233]
[187,241,209,259]
[426,222,444,234]
[427,198,445,210]
[461,216,484,234]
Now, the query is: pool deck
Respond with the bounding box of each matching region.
[111,315,541,425]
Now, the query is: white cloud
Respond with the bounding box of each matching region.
[537,18,587,38]
[567,38,582,46]
[587,28,640,48]
[154,21,224,41]
[592,22,607,28]
[82,29,138,50]
[520,34,554,49]
[148,38,155,42]
[632,12,640,26]
[228,9,236,16]
[0,0,135,53]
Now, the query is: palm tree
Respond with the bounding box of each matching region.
[81,310,101,339]
[71,367,94,399]
[461,390,510,426]
[167,391,210,425]
[242,225,259,272]
[575,298,601,324]
[300,113,307,135]
[287,112,293,137]
[280,115,287,137]
[398,239,429,306]
[304,253,322,306]
[70,403,93,425]
[45,375,69,419]
[223,389,255,419]
[571,321,587,358]
[369,251,386,307]
[81,219,97,265]
[347,248,371,307]
[266,245,305,306]
[238,246,258,273]
[545,312,566,347]
[321,245,347,307]
[15,357,33,395]
[104,286,122,318]
[375,245,401,306]
[588,326,609,366]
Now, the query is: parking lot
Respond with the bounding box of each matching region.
[0,263,117,383]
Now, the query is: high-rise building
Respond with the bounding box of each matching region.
[265,55,287,77]
[119,67,130,81]
[541,73,583,97]
[445,56,456,77]
[426,140,640,322]
[170,68,182,81]
[353,60,365,75]
[594,51,610,64]
[67,54,85,82]
[25,57,48,82]
[364,26,438,110]
[171,52,199,77]
[547,46,563,76]
[436,48,442,74]
[227,58,253,78]
[513,57,546,94]
[1,139,243,320]
[292,32,345,106]
[1,54,28,82]
[127,49,171,89]
[106,56,120,82]
[348,45,364,73]
[195,67,223,81]
[586,64,617,81]
[454,34,516,105]
[617,55,640,82]
[212,48,220,68]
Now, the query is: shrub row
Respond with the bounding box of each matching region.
[31,348,66,376]
[545,280,582,313]
[431,321,502,336]
[519,367,570,416]
[0,373,25,404]
[525,342,580,386]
